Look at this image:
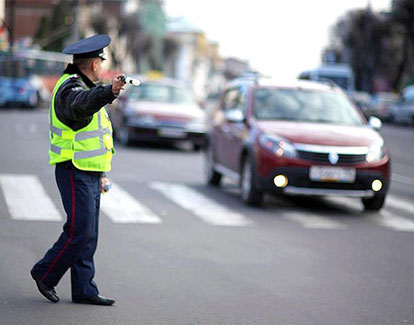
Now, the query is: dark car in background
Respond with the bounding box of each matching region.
[109,75,206,150]
[205,78,390,211]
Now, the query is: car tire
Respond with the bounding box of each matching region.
[204,146,221,186]
[362,194,386,211]
[240,156,263,206]
[119,126,132,146]
[28,91,40,109]
[193,143,202,152]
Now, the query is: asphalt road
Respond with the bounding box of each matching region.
[0,109,413,325]
[380,124,414,199]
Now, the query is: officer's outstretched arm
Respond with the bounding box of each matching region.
[58,80,117,121]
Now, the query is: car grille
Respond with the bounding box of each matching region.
[296,150,367,164]
[156,120,186,128]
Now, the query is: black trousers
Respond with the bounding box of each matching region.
[31,163,101,300]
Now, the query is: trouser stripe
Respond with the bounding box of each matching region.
[40,169,76,282]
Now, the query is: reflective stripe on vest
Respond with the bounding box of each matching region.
[50,143,108,159]
[50,124,111,141]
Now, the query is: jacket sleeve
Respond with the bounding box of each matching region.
[56,78,117,122]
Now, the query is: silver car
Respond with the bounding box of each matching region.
[389,86,414,125]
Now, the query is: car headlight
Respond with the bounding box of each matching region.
[366,140,385,162]
[186,119,206,133]
[259,134,297,158]
[127,115,157,127]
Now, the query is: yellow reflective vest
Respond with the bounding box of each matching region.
[49,74,114,172]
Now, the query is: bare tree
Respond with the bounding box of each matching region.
[391,0,414,88]
[330,7,410,92]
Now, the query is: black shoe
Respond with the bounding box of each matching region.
[72,295,115,306]
[30,271,59,303]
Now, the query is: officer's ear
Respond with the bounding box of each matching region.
[91,59,99,72]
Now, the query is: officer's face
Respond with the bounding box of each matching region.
[91,58,103,82]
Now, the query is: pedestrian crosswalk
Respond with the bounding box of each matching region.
[101,183,161,224]
[150,182,251,226]
[0,174,62,221]
[282,211,348,230]
[371,210,414,232]
[0,173,413,232]
[385,194,414,213]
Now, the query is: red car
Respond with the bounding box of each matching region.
[205,78,390,211]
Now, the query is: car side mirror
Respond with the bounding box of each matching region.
[368,116,382,131]
[224,109,245,123]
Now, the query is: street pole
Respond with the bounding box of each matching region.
[8,0,16,78]
[0,0,5,23]
[71,0,79,43]
[8,0,15,53]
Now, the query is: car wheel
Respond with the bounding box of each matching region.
[29,91,40,109]
[204,146,221,186]
[240,156,263,206]
[362,194,386,211]
[119,126,132,146]
[192,143,202,152]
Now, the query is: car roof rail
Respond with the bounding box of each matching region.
[230,73,272,88]
[318,78,339,89]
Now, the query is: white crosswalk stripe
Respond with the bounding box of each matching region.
[282,211,348,230]
[150,182,252,226]
[321,195,414,215]
[385,195,413,214]
[320,196,414,232]
[371,210,414,232]
[100,183,161,224]
[0,174,62,221]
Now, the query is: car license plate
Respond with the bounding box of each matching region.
[309,166,356,183]
[158,128,186,138]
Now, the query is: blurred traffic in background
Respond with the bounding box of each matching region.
[0,0,413,127]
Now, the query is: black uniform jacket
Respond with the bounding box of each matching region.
[54,64,117,174]
[55,64,116,131]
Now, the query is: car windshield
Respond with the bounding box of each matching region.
[253,88,363,125]
[128,83,194,104]
[317,74,349,90]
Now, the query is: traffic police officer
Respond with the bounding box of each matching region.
[30,35,125,306]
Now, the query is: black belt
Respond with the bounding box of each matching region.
[57,161,103,177]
